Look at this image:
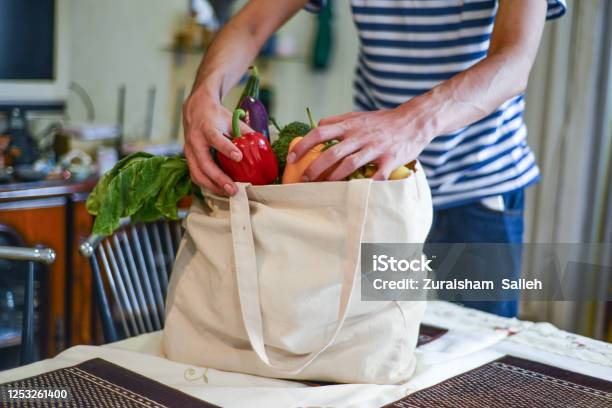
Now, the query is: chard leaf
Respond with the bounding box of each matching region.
[88,153,194,236]
[154,158,192,219]
[132,200,162,224]
[86,152,154,215]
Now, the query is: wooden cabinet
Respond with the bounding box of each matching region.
[68,193,95,347]
[0,179,97,358]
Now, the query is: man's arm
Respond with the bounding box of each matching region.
[419,0,547,138]
[184,0,307,195]
[291,0,549,181]
[192,0,308,101]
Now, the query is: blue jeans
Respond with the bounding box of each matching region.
[426,189,525,317]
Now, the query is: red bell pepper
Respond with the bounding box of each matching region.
[218,109,278,185]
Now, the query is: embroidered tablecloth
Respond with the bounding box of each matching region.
[0,302,609,407]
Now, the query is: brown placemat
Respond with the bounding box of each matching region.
[417,324,448,347]
[384,355,612,407]
[0,358,219,407]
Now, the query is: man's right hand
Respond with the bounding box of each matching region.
[183,88,252,196]
[181,0,307,195]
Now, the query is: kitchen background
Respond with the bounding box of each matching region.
[66,0,358,141]
[0,0,610,362]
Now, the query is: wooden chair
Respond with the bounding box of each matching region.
[79,213,186,343]
[0,244,55,365]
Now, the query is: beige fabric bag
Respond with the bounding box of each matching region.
[163,163,433,384]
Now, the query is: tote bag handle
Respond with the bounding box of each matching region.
[229,180,372,374]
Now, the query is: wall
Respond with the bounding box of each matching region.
[67,1,359,141]
[67,0,186,140]
[261,3,359,124]
[161,1,360,138]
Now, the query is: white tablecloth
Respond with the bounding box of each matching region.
[1,301,611,407]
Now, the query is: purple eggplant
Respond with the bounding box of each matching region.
[239,96,270,139]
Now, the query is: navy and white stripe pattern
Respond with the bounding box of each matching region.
[307,0,566,208]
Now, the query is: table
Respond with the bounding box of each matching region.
[1,302,610,407]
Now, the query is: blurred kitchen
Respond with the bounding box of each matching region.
[0,0,610,370]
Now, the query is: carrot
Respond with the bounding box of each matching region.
[281,137,325,184]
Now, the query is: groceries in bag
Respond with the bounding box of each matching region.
[86,66,418,235]
[235,66,270,140]
[164,174,432,383]
[216,108,278,185]
[84,66,433,384]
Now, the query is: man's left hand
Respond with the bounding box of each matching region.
[287,104,433,181]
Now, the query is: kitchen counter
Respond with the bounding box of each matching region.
[0,177,98,201]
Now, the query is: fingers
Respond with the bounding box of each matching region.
[184,144,225,195]
[302,139,362,182]
[185,133,240,195]
[288,123,347,164]
[200,154,237,195]
[372,157,397,181]
[182,97,242,195]
[327,146,381,181]
[206,128,243,162]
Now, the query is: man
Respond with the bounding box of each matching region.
[182,0,566,317]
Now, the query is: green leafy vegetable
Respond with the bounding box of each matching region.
[86,153,195,235]
[271,121,311,174]
[86,152,154,216]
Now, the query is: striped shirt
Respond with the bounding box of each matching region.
[307,0,566,208]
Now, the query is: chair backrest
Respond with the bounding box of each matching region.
[80,213,186,343]
[0,244,55,366]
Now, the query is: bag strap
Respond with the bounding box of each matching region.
[229,180,372,374]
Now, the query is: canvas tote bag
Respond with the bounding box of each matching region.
[163,163,433,384]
